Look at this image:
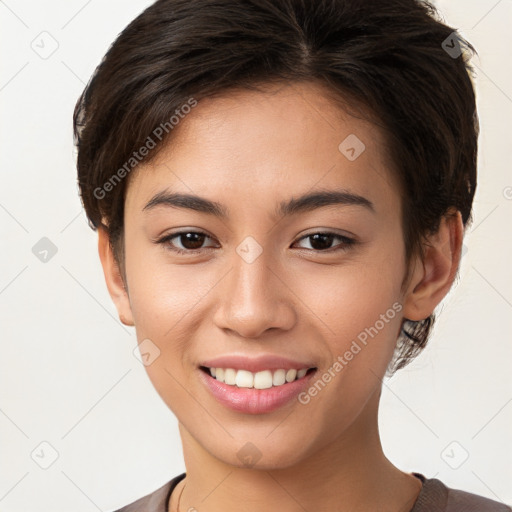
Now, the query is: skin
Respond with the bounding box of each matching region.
[98,81,463,512]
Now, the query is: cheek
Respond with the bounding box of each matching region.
[126,237,405,348]
[124,257,203,414]
[295,247,405,392]
[124,246,222,402]
[126,222,406,364]
[299,254,404,340]
[291,269,404,425]
[126,245,213,332]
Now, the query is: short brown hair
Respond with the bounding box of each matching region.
[73,0,478,374]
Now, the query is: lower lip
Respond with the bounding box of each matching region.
[198,368,316,414]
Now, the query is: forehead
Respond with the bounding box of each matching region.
[125,81,399,219]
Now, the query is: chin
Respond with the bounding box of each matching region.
[203,431,317,471]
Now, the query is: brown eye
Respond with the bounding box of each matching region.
[294,232,355,252]
[157,231,217,254]
[175,232,207,250]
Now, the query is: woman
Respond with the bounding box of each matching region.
[73,0,511,510]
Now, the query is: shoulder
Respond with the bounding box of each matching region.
[411,473,512,512]
[446,486,512,512]
[113,474,186,512]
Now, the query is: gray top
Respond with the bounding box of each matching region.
[114,472,511,512]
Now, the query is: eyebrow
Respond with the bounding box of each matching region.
[143,188,375,219]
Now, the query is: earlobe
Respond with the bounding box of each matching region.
[97,227,135,327]
[402,210,463,322]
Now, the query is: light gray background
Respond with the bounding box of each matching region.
[1,1,511,510]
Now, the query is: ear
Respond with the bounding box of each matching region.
[402,210,464,321]
[97,227,135,326]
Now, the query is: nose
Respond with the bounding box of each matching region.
[212,249,296,339]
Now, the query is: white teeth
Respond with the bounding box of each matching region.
[216,368,225,382]
[235,370,253,388]
[210,367,312,388]
[272,369,286,386]
[285,369,297,382]
[254,370,273,389]
[224,368,237,385]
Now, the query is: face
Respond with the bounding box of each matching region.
[113,81,418,468]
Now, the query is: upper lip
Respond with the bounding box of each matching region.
[200,354,317,373]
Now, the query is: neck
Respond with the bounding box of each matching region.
[171,387,422,512]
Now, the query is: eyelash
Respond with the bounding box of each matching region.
[155,230,356,255]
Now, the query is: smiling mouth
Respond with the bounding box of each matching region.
[199,366,317,389]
